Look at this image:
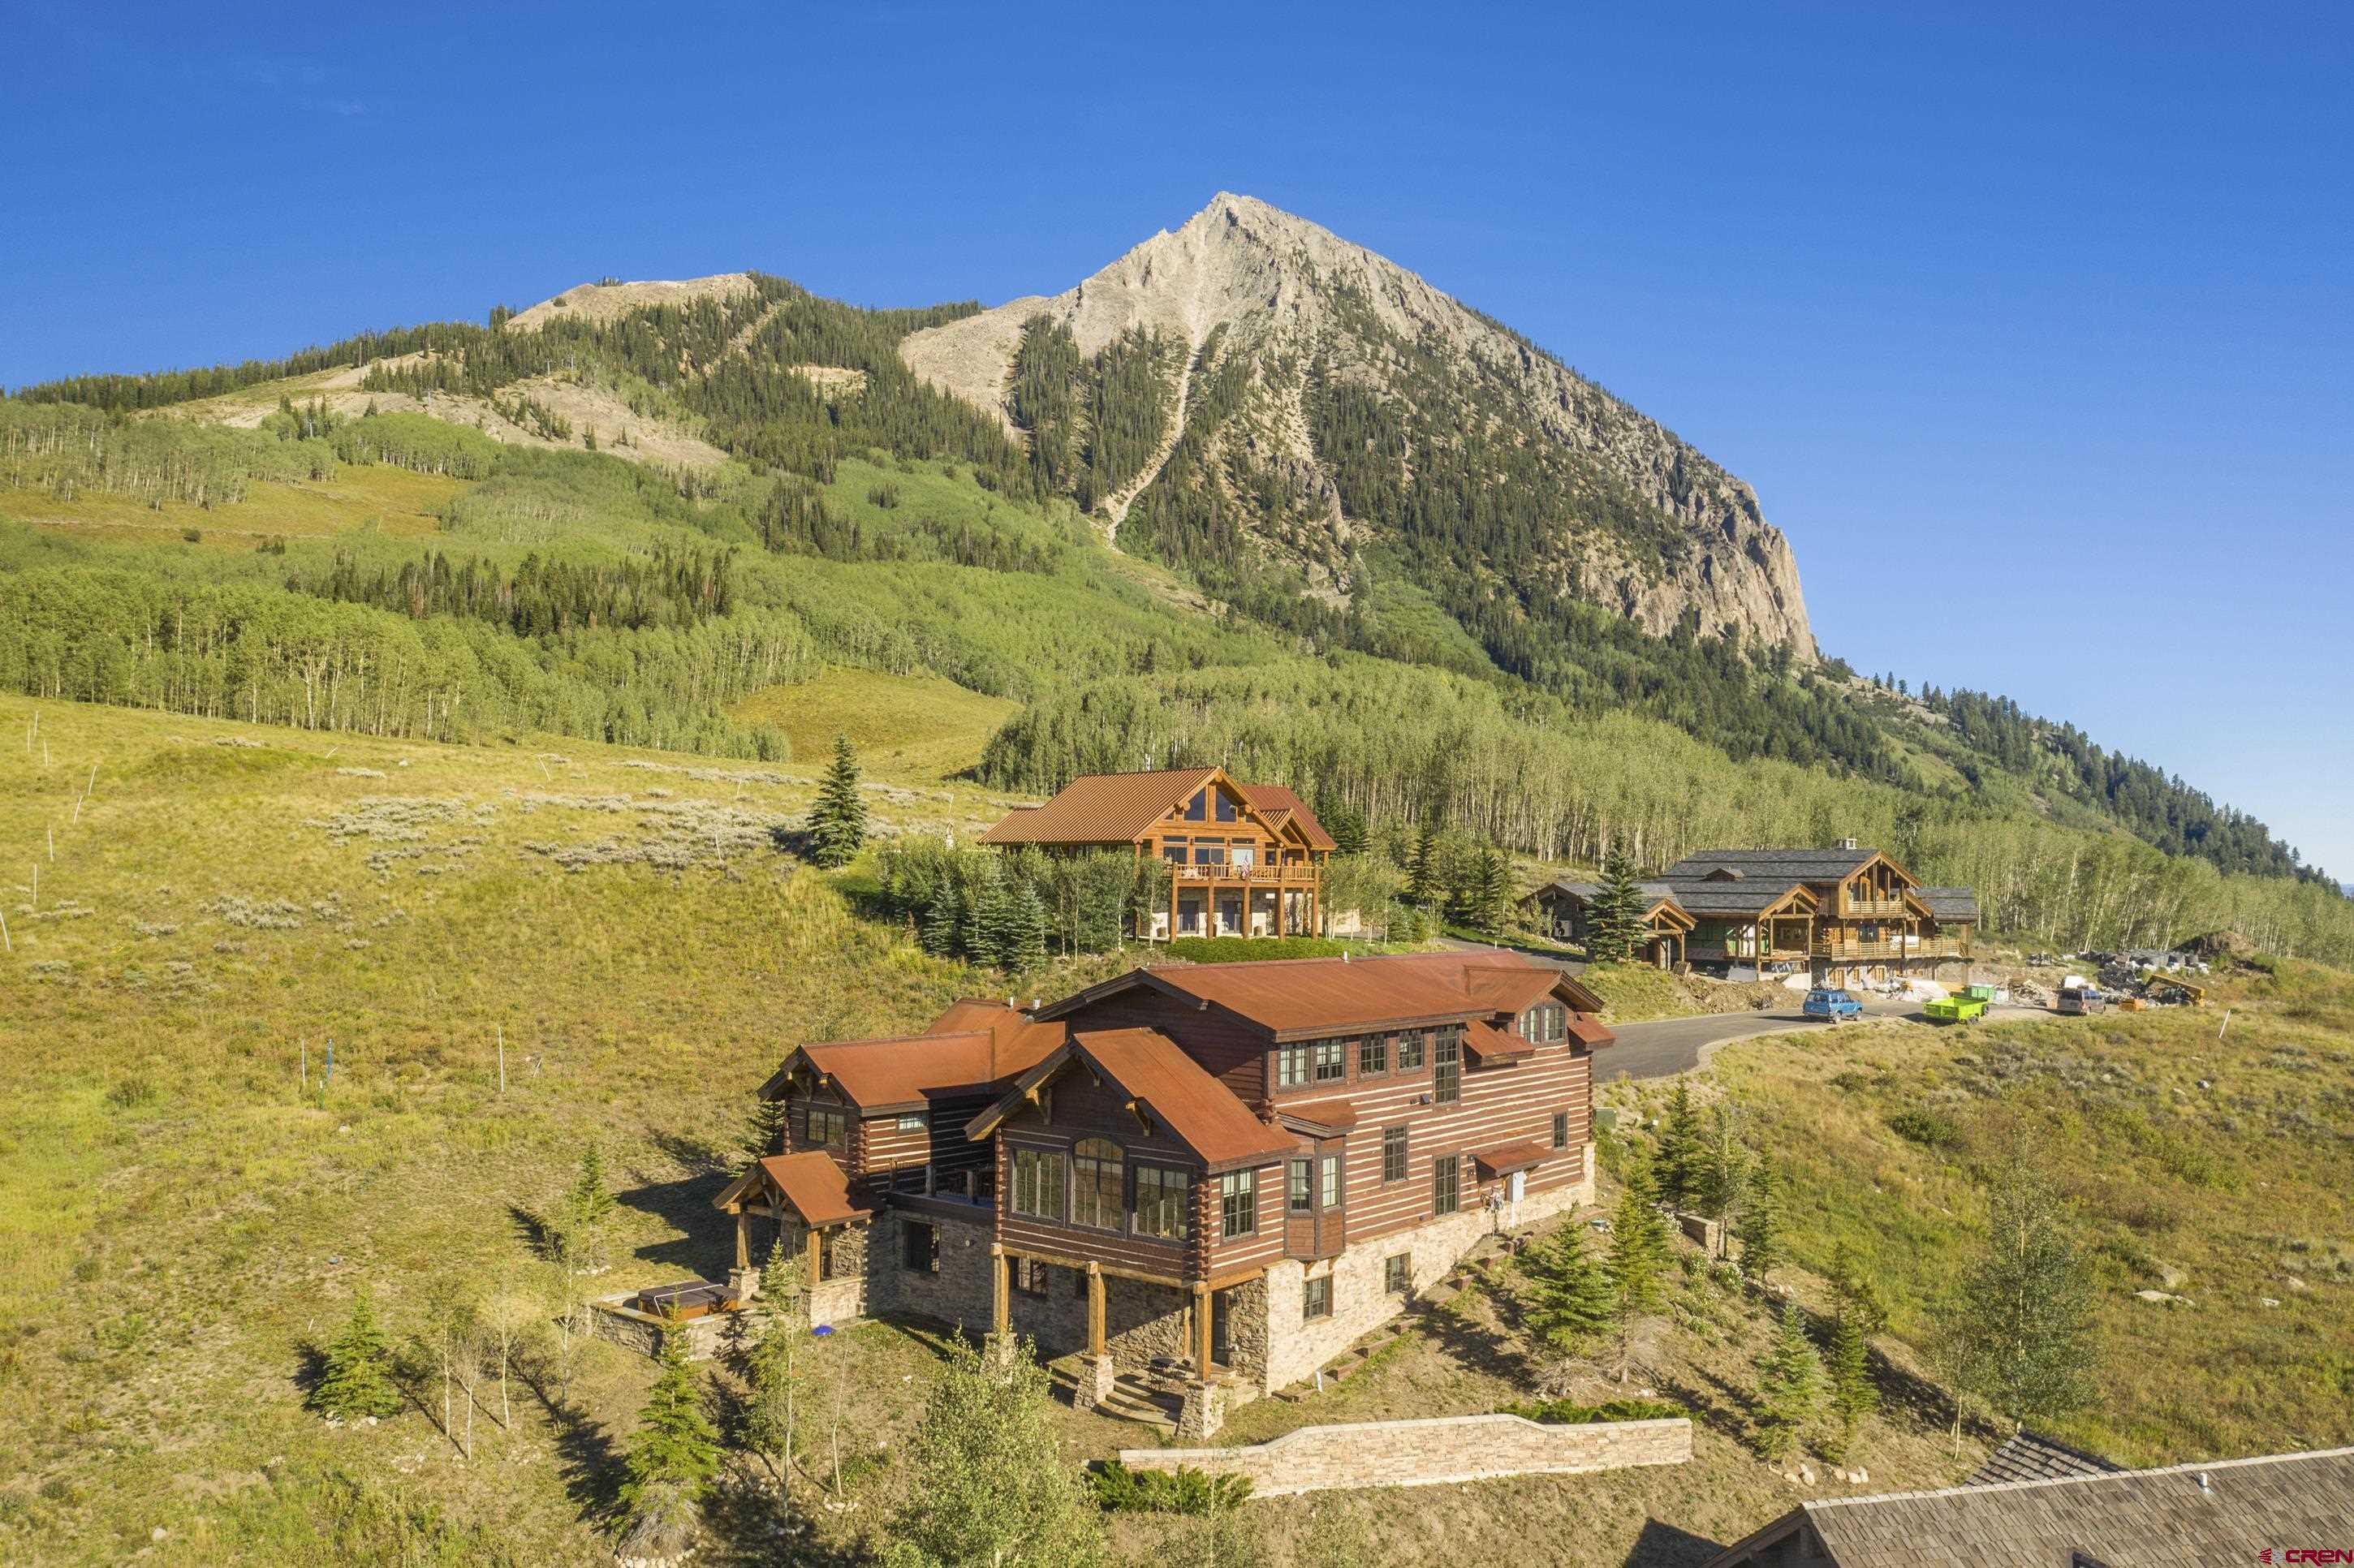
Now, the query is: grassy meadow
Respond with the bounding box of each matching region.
[1602,972,2354,1467]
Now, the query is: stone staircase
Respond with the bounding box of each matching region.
[1046,1358,1184,1431]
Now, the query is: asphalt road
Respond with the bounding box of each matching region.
[1599,1001,2051,1082]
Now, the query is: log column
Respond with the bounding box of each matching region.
[989,1245,1011,1344]
[1078,1262,1116,1409]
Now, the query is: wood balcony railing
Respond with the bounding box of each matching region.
[1688,942,1810,963]
[1172,864,1319,884]
[1843,897,1909,918]
[1815,935,1968,959]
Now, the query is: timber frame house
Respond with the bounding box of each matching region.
[1531,841,1978,987]
[980,767,1335,941]
[719,952,1612,1437]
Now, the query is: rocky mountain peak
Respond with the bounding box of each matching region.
[908,196,1817,657]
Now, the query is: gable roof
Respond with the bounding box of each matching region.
[1666,847,1908,887]
[1536,880,1697,929]
[1044,952,1606,1040]
[1234,783,1338,851]
[1655,877,1819,920]
[1916,886,1980,924]
[966,1027,1300,1170]
[761,1000,1063,1110]
[1705,1447,2354,1568]
[713,1152,873,1227]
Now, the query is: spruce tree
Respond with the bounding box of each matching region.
[1753,1299,1827,1462]
[1826,1292,1878,1462]
[1606,1152,1672,1382]
[560,1143,616,1272]
[1655,1081,1702,1214]
[744,1095,788,1161]
[1326,799,1369,857]
[1955,1157,2099,1428]
[1518,1227,1615,1356]
[1586,848,1647,963]
[621,1321,722,1519]
[1404,821,1441,907]
[314,1286,403,1420]
[1469,845,1511,933]
[920,888,961,958]
[1735,1153,1784,1288]
[806,734,868,868]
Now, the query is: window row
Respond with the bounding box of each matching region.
[1274,1025,1459,1091]
[1009,1141,1192,1239]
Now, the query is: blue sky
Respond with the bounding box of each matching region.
[6,2,2348,878]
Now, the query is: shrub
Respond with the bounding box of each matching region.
[1164,935,1397,964]
[1887,1107,1960,1148]
[1088,1461,1252,1514]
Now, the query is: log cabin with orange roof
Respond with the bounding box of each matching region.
[716,950,1613,1437]
[980,766,1335,941]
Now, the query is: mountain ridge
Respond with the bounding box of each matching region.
[899,193,1817,657]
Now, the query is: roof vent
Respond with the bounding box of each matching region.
[1005,995,1015,1008]
[2197,1471,2210,1493]
[1342,950,1351,963]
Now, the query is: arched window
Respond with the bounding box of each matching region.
[1071,1137,1125,1230]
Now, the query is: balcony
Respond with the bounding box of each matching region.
[1843,897,1909,918]
[1171,863,1318,885]
[1814,935,1968,960]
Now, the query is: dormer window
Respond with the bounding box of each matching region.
[1521,1003,1567,1043]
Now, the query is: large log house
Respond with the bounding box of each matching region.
[718,952,1612,1437]
[978,766,1335,941]
[1533,842,1979,988]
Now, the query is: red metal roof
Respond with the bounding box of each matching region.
[762,1001,1064,1110]
[977,767,1219,846]
[968,1027,1299,1171]
[713,1152,873,1227]
[1567,1014,1615,1048]
[1472,1140,1554,1178]
[1117,950,1606,1039]
[1464,1020,1537,1063]
[1235,783,1338,851]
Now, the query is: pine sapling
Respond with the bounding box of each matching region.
[1753,1299,1826,1462]
[315,1286,403,1421]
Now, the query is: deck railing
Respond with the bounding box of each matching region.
[1814,935,1968,959]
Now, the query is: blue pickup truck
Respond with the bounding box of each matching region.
[1803,988,1866,1023]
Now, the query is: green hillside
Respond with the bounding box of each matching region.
[3,274,2348,963]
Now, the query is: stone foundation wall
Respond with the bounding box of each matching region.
[1252,1175,1589,1394]
[1003,1262,1192,1368]
[867,1209,994,1335]
[1117,1414,1690,1497]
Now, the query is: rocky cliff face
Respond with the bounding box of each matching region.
[902,193,1816,657]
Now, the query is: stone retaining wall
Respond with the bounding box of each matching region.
[1116,1413,1690,1497]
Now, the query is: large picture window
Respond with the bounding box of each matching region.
[1071,1138,1124,1230]
[1136,1165,1190,1239]
[1219,1170,1257,1238]
[1433,1027,1462,1105]
[1011,1148,1066,1222]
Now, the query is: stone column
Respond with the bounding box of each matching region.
[1076,1263,1116,1411]
[1175,1381,1226,1441]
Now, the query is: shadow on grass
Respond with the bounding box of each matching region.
[1623,1517,1728,1567]
[518,1355,626,1525]
[617,1173,736,1275]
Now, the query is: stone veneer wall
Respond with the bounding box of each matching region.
[587,1298,739,1363]
[864,1208,995,1334]
[1117,1413,1689,1496]
[1251,1160,1590,1394]
[1004,1261,1192,1367]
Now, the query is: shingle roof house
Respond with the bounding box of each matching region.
[1529,840,1979,983]
[981,766,1335,941]
[1704,1445,2354,1568]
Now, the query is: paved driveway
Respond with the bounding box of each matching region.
[1597,1002,2050,1083]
